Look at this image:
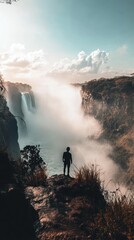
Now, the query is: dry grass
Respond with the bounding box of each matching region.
[74,164,103,196]
[75,164,101,185]
[90,192,134,240]
[73,165,134,239]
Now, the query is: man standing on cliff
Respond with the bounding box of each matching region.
[63,147,72,177]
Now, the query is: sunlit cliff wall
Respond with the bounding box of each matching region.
[81,76,134,184]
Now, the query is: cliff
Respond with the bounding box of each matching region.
[25,174,134,240]
[25,174,106,240]
[81,76,134,184]
[0,152,38,240]
[0,95,20,161]
[0,166,133,240]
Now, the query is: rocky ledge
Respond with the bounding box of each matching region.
[0,173,133,240]
[25,174,106,240]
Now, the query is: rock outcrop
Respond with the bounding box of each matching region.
[25,174,106,240]
[0,188,38,240]
[25,174,134,240]
[0,95,20,161]
[0,151,38,240]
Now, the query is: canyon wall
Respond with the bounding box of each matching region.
[81,76,134,184]
[0,81,36,161]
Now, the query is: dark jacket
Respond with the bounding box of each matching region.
[63,152,72,164]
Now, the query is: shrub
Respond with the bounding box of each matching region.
[74,165,134,239]
[90,191,134,240]
[20,145,47,186]
[75,164,102,192]
[74,164,106,212]
[75,164,104,201]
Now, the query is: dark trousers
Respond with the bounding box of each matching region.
[64,161,70,176]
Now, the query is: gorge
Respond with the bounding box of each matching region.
[4,75,134,187]
[0,75,133,240]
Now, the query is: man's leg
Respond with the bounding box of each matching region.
[64,162,66,175]
[67,163,70,176]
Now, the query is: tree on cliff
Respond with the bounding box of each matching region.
[0,75,7,113]
[0,0,19,4]
[20,145,47,186]
[0,75,5,95]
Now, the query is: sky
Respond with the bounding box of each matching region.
[0,0,134,82]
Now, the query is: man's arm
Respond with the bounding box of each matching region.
[70,153,72,164]
[63,152,65,162]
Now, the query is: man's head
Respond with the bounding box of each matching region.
[66,147,70,152]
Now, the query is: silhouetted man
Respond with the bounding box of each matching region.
[63,147,72,176]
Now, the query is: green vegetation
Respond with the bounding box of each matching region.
[20,145,47,186]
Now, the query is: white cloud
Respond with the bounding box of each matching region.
[0,43,48,82]
[0,44,109,83]
[51,49,109,75]
[7,44,46,69]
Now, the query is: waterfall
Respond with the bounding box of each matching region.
[19,92,36,142]
[6,84,36,139]
[21,92,35,113]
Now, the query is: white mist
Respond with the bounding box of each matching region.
[19,79,118,183]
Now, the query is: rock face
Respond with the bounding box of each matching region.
[0,188,38,240]
[0,95,20,161]
[0,81,35,161]
[5,82,36,137]
[25,174,134,240]
[0,150,38,240]
[81,76,134,183]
